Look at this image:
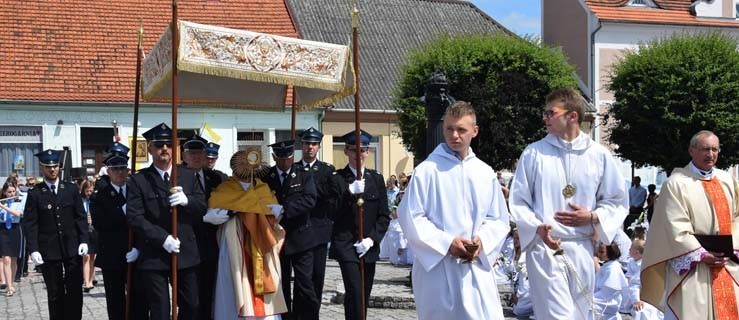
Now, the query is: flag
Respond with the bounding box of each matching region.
[200,122,222,143]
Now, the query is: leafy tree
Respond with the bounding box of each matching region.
[393,34,577,170]
[606,33,739,172]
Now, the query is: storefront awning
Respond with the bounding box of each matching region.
[142,20,355,110]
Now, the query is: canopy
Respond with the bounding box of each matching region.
[142,20,355,109]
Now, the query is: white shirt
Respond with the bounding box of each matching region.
[154,165,172,182]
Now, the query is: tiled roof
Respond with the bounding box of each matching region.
[584,0,739,27]
[587,5,739,27]
[286,0,509,111]
[0,0,297,103]
[584,0,692,10]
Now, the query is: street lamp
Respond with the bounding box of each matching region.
[421,71,455,160]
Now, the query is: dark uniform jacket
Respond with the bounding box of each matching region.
[329,166,390,263]
[23,180,89,260]
[194,168,226,262]
[262,164,317,255]
[91,175,130,270]
[299,160,339,245]
[126,165,206,271]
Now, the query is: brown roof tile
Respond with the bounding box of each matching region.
[584,0,738,27]
[0,0,297,103]
[588,5,739,27]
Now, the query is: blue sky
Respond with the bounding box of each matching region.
[469,0,542,36]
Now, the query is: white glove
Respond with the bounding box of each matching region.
[78,243,88,256]
[266,204,283,220]
[168,186,189,207]
[31,251,44,265]
[125,248,139,263]
[353,237,374,258]
[348,180,365,195]
[162,235,181,253]
[203,208,230,225]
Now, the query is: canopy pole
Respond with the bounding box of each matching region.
[126,18,144,320]
[351,2,366,320]
[170,2,180,320]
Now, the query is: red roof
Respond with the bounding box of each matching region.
[584,0,739,28]
[0,0,298,103]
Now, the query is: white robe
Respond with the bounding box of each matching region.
[398,144,510,320]
[493,235,517,284]
[621,258,664,320]
[513,255,534,317]
[509,132,628,320]
[594,260,627,320]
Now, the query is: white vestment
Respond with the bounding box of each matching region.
[494,235,517,284]
[398,144,510,320]
[510,132,628,320]
[513,255,534,317]
[594,260,627,320]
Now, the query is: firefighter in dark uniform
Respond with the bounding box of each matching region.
[91,143,149,320]
[261,140,317,320]
[296,127,339,319]
[126,123,206,320]
[330,130,391,320]
[23,149,89,320]
[204,142,228,181]
[181,134,226,320]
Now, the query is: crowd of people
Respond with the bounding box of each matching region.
[1,87,737,320]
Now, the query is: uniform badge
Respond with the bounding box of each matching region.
[313,166,319,171]
[47,204,52,209]
[270,173,276,178]
[111,191,116,197]
[290,172,296,178]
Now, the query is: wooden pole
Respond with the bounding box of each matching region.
[291,88,297,139]
[125,18,144,320]
[351,2,366,320]
[170,2,180,319]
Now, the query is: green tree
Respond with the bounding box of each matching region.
[606,33,739,172]
[393,34,577,170]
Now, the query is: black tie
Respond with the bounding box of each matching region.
[163,172,170,186]
[50,184,56,195]
[195,172,204,192]
[281,172,288,186]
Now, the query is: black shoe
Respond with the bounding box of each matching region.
[83,286,93,293]
[22,272,28,278]
[93,280,98,285]
[13,277,20,283]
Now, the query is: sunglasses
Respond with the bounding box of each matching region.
[151,141,173,148]
[542,107,570,118]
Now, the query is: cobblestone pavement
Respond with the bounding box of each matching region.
[0,259,630,320]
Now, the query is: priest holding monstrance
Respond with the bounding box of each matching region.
[205,149,287,319]
[641,130,739,319]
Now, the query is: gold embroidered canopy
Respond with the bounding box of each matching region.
[142,20,355,109]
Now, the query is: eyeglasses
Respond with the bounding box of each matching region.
[542,107,570,119]
[151,141,173,148]
[696,146,720,153]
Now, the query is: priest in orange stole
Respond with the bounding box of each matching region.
[642,130,739,319]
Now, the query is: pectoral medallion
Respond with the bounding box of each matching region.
[562,184,576,198]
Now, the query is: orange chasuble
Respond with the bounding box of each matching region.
[702,178,739,319]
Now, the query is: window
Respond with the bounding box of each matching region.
[628,0,655,7]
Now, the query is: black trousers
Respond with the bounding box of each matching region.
[338,261,376,320]
[40,256,83,320]
[197,259,217,320]
[141,266,199,320]
[102,266,150,320]
[280,244,329,320]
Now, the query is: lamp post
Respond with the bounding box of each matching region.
[421,71,455,160]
